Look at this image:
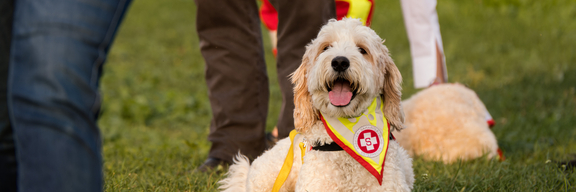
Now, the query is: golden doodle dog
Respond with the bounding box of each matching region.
[393,83,503,163]
[219,18,414,192]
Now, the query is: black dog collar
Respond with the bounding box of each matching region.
[312,133,395,151]
[312,142,343,151]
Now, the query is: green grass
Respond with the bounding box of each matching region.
[100,0,576,191]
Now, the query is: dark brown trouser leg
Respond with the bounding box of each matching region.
[196,0,268,162]
[274,0,335,139]
[0,0,17,190]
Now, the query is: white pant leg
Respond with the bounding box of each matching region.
[401,0,447,88]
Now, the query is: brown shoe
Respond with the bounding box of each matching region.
[196,158,229,173]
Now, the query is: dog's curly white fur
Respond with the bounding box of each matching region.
[219,18,414,192]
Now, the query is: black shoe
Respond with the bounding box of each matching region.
[558,155,576,171]
[196,158,229,173]
[265,132,279,149]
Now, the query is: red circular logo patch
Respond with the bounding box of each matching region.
[356,129,380,154]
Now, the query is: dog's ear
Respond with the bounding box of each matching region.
[377,43,404,131]
[290,46,318,133]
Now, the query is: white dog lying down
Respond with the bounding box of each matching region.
[219,18,414,192]
[393,83,504,163]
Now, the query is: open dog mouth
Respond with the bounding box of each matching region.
[327,78,357,107]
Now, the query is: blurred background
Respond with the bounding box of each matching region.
[99,0,575,190]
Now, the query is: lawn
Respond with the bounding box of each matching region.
[100,0,576,191]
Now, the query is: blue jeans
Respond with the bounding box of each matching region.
[0,0,131,191]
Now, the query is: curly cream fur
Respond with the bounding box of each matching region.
[219,18,414,191]
[393,83,500,163]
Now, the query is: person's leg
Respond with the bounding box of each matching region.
[401,0,447,88]
[274,0,335,139]
[434,43,446,84]
[0,0,17,191]
[8,0,131,191]
[196,0,268,165]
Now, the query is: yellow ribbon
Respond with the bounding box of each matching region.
[298,142,306,162]
[271,130,299,192]
[336,0,373,25]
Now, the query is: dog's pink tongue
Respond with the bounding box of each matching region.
[329,80,353,106]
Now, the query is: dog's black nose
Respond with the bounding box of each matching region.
[331,56,350,72]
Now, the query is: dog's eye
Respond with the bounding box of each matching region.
[323,46,331,52]
[358,47,367,55]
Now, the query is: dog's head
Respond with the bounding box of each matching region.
[291,18,404,133]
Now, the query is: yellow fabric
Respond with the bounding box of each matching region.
[298,142,306,162]
[322,97,389,177]
[337,0,373,25]
[339,115,357,132]
[337,98,381,133]
[271,130,299,192]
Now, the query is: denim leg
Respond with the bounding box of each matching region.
[8,0,131,191]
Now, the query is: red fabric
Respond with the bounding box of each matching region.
[335,1,350,20]
[497,148,505,161]
[487,119,495,129]
[366,0,374,26]
[259,0,374,31]
[259,0,278,30]
[319,113,388,185]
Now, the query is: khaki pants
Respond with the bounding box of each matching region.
[195,0,335,162]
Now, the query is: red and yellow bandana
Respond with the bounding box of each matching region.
[319,97,390,185]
